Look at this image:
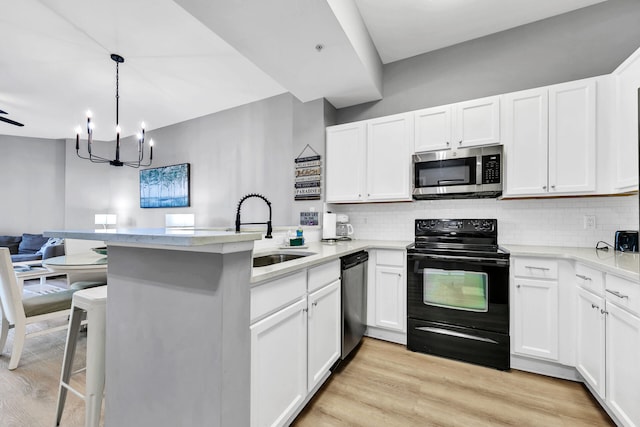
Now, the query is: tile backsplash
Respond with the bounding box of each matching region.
[330,195,639,248]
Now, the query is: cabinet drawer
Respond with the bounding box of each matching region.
[513,257,558,279]
[251,271,306,323]
[376,249,404,267]
[606,274,640,316]
[575,263,605,296]
[308,260,340,293]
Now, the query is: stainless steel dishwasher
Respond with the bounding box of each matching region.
[340,251,368,359]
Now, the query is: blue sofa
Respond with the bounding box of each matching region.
[0,233,65,263]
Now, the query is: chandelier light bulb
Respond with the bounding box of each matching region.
[116,125,121,134]
[149,139,154,147]
[89,122,95,130]
[141,122,146,130]
[86,110,93,118]
[75,126,82,135]
[136,132,142,140]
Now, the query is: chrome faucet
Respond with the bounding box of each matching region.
[235,193,273,238]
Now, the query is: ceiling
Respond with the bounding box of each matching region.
[0,0,606,140]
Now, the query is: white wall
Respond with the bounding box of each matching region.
[64,93,327,230]
[0,135,66,235]
[330,195,639,248]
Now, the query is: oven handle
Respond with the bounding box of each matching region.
[408,252,509,266]
[415,326,499,344]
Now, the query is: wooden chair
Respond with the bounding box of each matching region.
[0,247,103,370]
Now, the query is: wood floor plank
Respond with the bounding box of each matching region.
[294,337,614,427]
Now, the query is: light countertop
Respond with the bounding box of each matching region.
[504,244,640,282]
[251,240,411,284]
[44,228,263,247]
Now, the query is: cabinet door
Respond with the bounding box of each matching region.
[374,266,406,332]
[548,79,596,194]
[606,303,640,427]
[576,288,606,398]
[250,298,307,427]
[307,280,341,392]
[613,48,640,191]
[513,278,559,360]
[503,88,549,196]
[366,113,413,201]
[414,105,452,152]
[326,122,366,203]
[455,96,500,148]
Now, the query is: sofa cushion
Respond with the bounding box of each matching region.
[11,253,41,262]
[0,235,21,254]
[18,233,49,255]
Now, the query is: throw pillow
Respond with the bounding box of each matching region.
[36,237,64,256]
[18,233,49,254]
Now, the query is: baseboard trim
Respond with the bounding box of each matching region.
[365,326,407,345]
[510,354,580,381]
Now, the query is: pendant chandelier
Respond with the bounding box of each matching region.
[75,53,153,168]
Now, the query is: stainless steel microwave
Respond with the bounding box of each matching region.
[412,145,503,199]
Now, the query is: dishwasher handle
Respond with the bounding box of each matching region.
[341,251,369,270]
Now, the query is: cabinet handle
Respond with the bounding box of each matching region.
[606,289,629,299]
[551,185,556,189]
[312,301,318,307]
[542,186,547,190]
[591,303,599,310]
[525,265,550,271]
[600,309,609,316]
[516,284,521,288]
[576,274,592,281]
[458,140,462,145]
[303,308,308,313]
[358,194,362,197]
[446,141,450,146]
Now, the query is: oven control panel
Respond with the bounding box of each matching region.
[415,219,496,234]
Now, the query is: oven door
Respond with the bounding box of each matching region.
[407,252,509,334]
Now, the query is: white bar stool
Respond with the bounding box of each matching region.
[55,285,107,427]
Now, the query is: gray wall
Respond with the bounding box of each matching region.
[64,93,323,230]
[337,0,640,123]
[0,135,66,235]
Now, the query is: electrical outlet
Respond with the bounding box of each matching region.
[583,215,596,230]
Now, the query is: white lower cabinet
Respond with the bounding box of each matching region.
[366,249,406,344]
[512,257,560,361]
[250,297,308,427]
[250,260,341,427]
[374,266,406,332]
[575,287,606,398]
[307,280,341,393]
[605,296,640,427]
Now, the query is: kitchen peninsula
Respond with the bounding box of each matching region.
[44,228,262,427]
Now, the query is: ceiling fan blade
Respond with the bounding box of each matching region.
[0,116,24,127]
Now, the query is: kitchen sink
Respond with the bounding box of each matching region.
[253,251,314,268]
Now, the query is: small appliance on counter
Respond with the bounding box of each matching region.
[614,230,638,252]
[336,214,354,240]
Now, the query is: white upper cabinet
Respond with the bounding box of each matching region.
[548,79,596,194]
[455,96,501,148]
[414,96,500,153]
[325,122,366,203]
[326,113,412,203]
[366,114,413,201]
[612,46,640,191]
[414,105,452,152]
[504,78,597,197]
[503,88,549,196]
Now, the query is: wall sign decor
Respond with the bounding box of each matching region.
[140,163,190,208]
[295,144,321,201]
[299,211,319,226]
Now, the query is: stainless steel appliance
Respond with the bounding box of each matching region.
[412,145,503,199]
[340,251,368,359]
[407,219,510,370]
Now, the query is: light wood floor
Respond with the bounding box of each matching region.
[294,337,614,427]
[1,280,612,427]
[0,278,93,427]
